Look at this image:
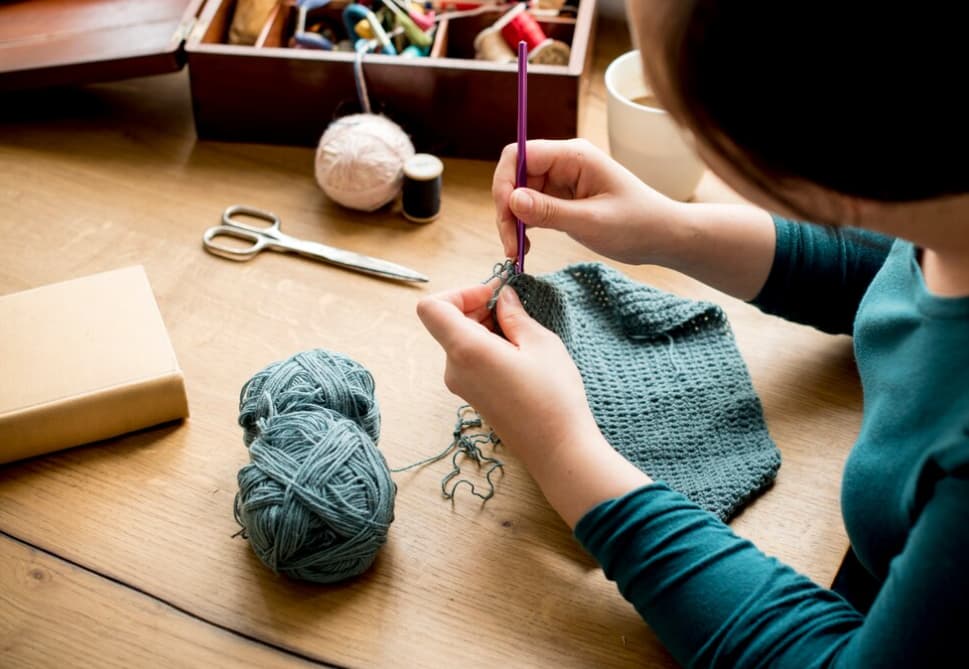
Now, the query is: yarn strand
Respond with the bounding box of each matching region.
[664,332,684,377]
[392,405,504,501]
[485,259,522,309]
[353,42,372,114]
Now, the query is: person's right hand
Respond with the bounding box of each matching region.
[493,138,689,265]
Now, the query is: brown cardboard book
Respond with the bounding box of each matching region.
[0,266,189,465]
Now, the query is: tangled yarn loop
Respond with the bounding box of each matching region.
[234,349,395,584]
[392,405,504,501]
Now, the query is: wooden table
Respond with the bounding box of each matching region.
[0,18,861,669]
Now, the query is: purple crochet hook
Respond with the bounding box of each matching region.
[515,40,527,274]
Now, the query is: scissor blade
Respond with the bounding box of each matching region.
[291,239,429,283]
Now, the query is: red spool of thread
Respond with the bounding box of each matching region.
[496,3,547,52]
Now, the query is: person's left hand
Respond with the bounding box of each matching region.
[416,283,598,464]
[417,282,654,526]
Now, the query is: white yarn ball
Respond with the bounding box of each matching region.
[314,114,415,212]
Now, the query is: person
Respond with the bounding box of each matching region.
[417,1,969,665]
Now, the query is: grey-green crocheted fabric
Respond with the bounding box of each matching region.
[511,262,780,521]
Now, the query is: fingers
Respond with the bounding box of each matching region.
[520,138,599,179]
[508,187,602,237]
[417,297,487,353]
[416,285,491,343]
[493,139,610,258]
[498,217,530,261]
[434,282,494,312]
[495,138,606,203]
[494,286,548,347]
[494,143,522,258]
[418,281,522,352]
[494,140,574,258]
[494,139,587,215]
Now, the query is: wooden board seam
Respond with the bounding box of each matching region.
[0,528,340,668]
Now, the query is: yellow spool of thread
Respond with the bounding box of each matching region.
[355,18,374,39]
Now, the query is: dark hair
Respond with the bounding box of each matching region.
[644,2,967,202]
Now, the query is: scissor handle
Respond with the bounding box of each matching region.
[222,205,283,236]
[202,225,269,261]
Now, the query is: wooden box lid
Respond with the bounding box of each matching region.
[0,0,205,91]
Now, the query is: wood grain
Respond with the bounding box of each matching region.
[0,533,318,668]
[0,16,858,669]
[0,0,202,90]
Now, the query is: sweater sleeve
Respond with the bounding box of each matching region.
[750,216,894,334]
[575,479,969,668]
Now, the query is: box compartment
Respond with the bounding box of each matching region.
[0,0,596,159]
[186,0,595,158]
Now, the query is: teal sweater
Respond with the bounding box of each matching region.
[575,217,969,667]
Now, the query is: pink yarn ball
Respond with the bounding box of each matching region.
[314,114,415,212]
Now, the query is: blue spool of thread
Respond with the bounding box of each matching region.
[292,0,335,50]
[292,31,334,49]
[401,43,431,57]
[234,349,396,584]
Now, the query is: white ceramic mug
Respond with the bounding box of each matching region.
[605,50,705,201]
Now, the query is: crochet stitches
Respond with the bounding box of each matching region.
[509,262,780,521]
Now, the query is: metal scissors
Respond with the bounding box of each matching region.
[202,205,428,283]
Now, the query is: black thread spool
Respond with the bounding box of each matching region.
[402,153,443,224]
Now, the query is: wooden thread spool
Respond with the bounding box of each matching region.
[474,25,516,62]
[528,38,570,65]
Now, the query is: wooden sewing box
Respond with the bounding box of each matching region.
[0,0,597,159]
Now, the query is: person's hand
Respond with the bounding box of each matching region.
[493,138,689,265]
[417,283,652,526]
[416,283,599,460]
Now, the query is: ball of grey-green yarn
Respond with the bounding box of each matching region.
[234,349,394,584]
[234,408,396,583]
[238,349,380,446]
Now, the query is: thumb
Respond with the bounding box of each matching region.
[495,286,544,346]
[510,188,590,234]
